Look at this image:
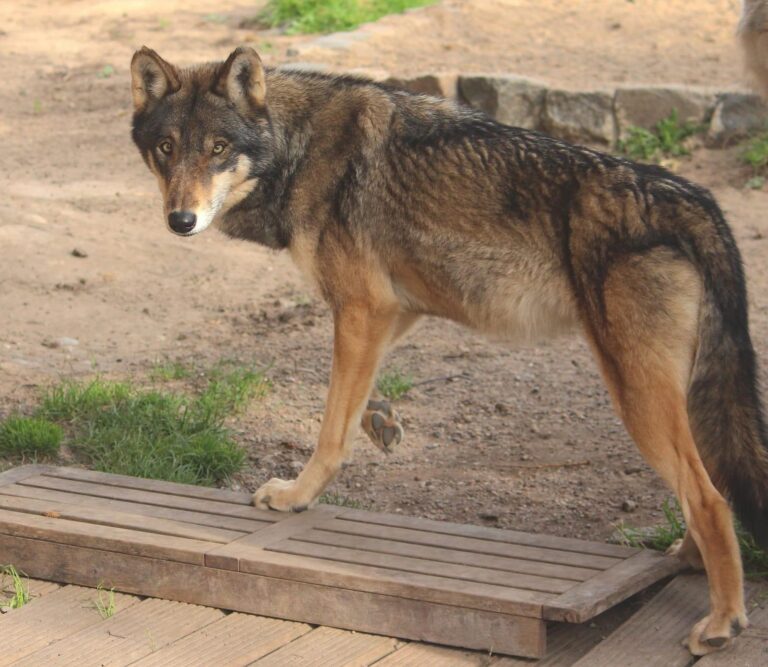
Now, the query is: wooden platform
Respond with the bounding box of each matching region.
[0,465,684,659]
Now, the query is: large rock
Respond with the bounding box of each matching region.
[707,92,768,146]
[384,73,458,99]
[458,74,547,129]
[542,90,616,145]
[614,86,716,138]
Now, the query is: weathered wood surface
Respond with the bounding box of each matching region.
[0,465,684,659]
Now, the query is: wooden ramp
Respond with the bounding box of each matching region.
[0,465,684,659]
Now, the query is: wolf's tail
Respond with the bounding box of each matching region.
[683,192,768,548]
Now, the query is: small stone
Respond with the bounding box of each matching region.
[614,86,715,139]
[708,92,768,146]
[56,337,79,347]
[290,460,304,472]
[459,74,547,129]
[0,606,10,614]
[494,402,510,415]
[542,89,616,145]
[479,510,500,521]
[622,499,637,513]
[71,248,88,258]
[385,73,458,98]
[624,465,643,475]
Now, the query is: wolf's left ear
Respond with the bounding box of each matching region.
[212,47,266,113]
[131,47,181,113]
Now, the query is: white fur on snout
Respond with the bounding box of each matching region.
[166,155,254,236]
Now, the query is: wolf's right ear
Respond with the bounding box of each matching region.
[130,47,181,113]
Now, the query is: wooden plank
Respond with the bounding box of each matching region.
[24,578,61,599]
[0,507,219,565]
[339,509,636,559]
[0,492,245,543]
[0,482,266,532]
[0,534,547,657]
[251,626,399,666]
[298,528,598,581]
[314,518,620,570]
[205,505,341,571]
[0,584,140,665]
[272,538,576,594]
[696,602,768,666]
[130,613,312,667]
[237,547,549,616]
[374,643,488,666]
[17,474,272,521]
[44,466,255,505]
[0,464,55,487]
[13,597,224,667]
[544,549,685,622]
[571,574,709,667]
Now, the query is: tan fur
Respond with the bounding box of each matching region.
[740,0,768,97]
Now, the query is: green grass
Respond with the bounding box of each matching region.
[31,365,269,486]
[93,582,116,619]
[319,493,365,509]
[0,565,30,609]
[0,416,63,459]
[618,110,701,163]
[150,359,193,382]
[742,131,768,177]
[615,498,768,578]
[376,369,414,401]
[259,0,435,34]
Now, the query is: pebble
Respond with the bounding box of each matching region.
[621,499,637,513]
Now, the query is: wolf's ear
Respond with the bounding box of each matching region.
[130,47,181,113]
[212,47,266,113]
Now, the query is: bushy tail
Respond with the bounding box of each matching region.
[686,239,768,548]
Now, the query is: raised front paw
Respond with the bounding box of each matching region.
[253,477,315,513]
[361,399,404,454]
[685,611,748,656]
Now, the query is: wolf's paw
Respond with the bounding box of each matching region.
[253,478,315,513]
[666,535,704,570]
[685,611,748,656]
[361,399,404,454]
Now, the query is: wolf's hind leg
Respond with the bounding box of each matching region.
[586,250,746,656]
[667,530,705,571]
[361,399,404,453]
[360,312,420,454]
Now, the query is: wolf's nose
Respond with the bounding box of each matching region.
[168,211,197,234]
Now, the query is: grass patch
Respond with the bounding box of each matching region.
[150,359,193,382]
[618,110,701,163]
[0,565,30,609]
[615,498,768,578]
[741,131,768,180]
[33,365,269,486]
[377,369,414,401]
[93,582,116,619]
[259,0,435,34]
[0,416,62,459]
[319,493,365,509]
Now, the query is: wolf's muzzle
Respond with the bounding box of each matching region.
[168,211,197,235]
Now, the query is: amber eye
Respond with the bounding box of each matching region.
[212,141,227,155]
[158,140,173,155]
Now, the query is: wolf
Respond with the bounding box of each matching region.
[130,46,768,655]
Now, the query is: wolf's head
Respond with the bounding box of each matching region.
[130,47,272,236]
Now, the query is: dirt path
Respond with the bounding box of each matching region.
[1,1,767,541]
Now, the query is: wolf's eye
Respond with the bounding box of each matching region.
[212,141,227,155]
[158,140,173,155]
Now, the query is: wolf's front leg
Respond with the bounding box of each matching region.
[253,303,400,512]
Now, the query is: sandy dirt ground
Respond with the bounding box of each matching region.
[1,0,767,542]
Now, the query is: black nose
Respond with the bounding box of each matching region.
[168,211,197,234]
